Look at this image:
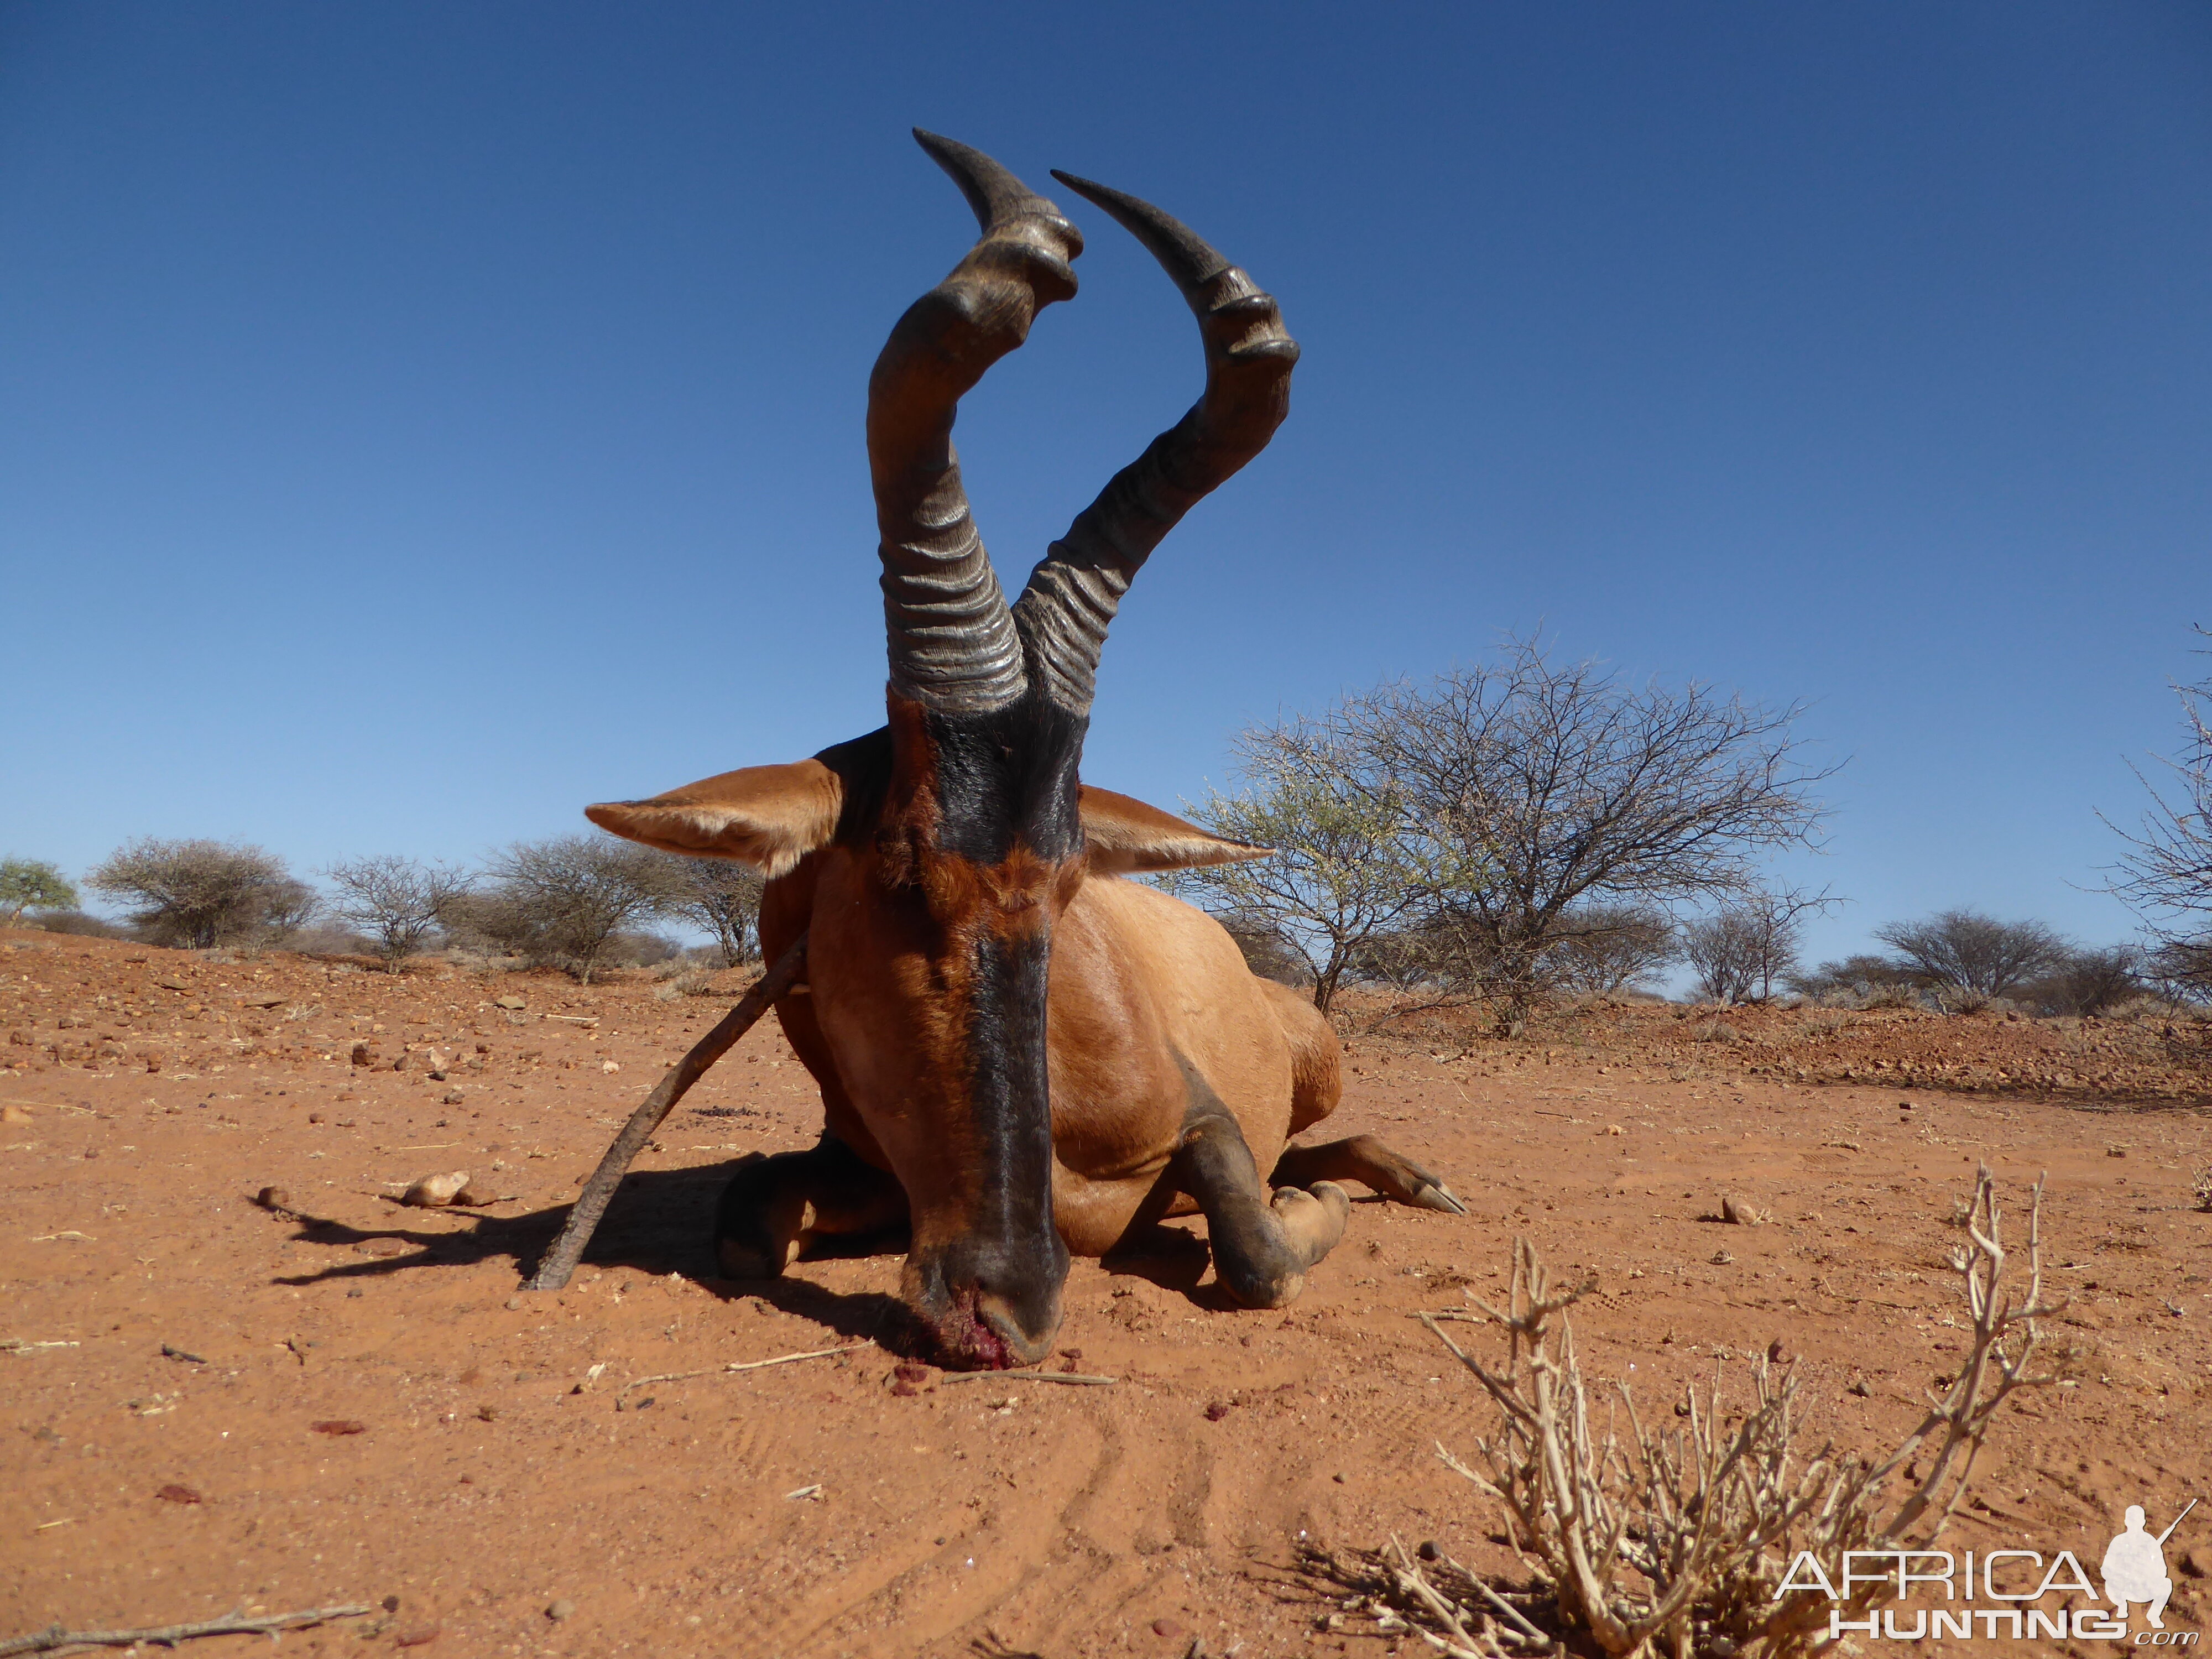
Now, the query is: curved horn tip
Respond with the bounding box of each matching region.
[1048,169,1230,289]
[913,128,1052,234]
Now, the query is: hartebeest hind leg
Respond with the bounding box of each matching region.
[1270,1136,1468,1215]
[1172,1107,1351,1308]
[714,1136,910,1279]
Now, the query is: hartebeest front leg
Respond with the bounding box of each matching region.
[1172,1108,1350,1308]
[714,1136,909,1279]
[1270,1135,1468,1215]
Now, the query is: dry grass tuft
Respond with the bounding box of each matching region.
[1335,1165,2054,1658]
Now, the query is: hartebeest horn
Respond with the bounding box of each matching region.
[1010,172,1299,714]
[870,132,1083,716]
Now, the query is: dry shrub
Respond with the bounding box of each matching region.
[653,967,719,1000]
[1352,1167,2052,1658]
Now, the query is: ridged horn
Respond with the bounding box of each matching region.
[1009,173,1298,715]
[869,133,1083,717]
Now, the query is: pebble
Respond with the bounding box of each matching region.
[255,1186,291,1212]
[401,1171,472,1208]
[495,996,526,1010]
[545,1600,575,1623]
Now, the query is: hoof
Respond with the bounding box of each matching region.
[1306,1180,1353,1224]
[1413,1181,1468,1215]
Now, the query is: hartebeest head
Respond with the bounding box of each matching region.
[586,132,1296,1366]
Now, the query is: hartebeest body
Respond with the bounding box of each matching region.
[588,133,1462,1370]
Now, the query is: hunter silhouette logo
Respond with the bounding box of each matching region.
[1772,1497,2199,1643]
[2106,1501,2195,1632]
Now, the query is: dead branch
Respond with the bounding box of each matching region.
[1399,1164,2055,1659]
[937,1369,1118,1386]
[526,933,807,1291]
[0,1604,371,1656]
[613,1341,865,1402]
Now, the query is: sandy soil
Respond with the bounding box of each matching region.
[3,927,2208,1657]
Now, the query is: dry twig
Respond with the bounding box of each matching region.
[526,934,807,1291]
[614,1342,864,1402]
[0,1604,371,1656]
[937,1369,1118,1387]
[1376,1164,2054,1659]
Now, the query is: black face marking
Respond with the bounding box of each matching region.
[925,697,1087,865]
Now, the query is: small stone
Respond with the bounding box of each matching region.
[1711,1249,1735,1265]
[1847,1376,1872,1397]
[356,1237,409,1258]
[401,1171,472,1208]
[1,1104,29,1125]
[310,1419,367,1436]
[349,1042,375,1068]
[307,1111,325,1124]
[1203,1401,1231,1421]
[1332,1471,1348,1484]
[1767,1338,1793,1365]
[155,1483,202,1504]
[504,1297,523,1311]
[1417,1539,1441,1562]
[545,1600,575,1623]
[494,995,526,1011]
[1720,1193,1766,1227]
[476,1404,497,1423]
[442,1090,465,1106]
[394,1626,441,1648]
[601,1060,620,1074]
[255,1186,291,1212]
[1151,1618,1186,1640]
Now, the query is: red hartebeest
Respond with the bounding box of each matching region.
[587,132,1462,1370]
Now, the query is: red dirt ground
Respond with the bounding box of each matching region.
[4,926,2208,1657]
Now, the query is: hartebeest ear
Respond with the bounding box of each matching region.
[586,760,843,878]
[1078,786,1273,874]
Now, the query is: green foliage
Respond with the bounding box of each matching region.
[0,857,77,925]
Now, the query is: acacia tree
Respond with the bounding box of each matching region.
[1178,717,1441,1015]
[1,858,76,926]
[86,839,316,949]
[1680,886,1836,1004]
[659,854,765,968]
[472,836,683,984]
[323,855,474,972]
[2105,629,2212,1000]
[1347,637,1833,1033]
[1872,910,2069,999]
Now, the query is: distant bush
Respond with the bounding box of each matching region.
[323,855,474,973]
[656,855,764,968]
[456,836,684,984]
[1,857,77,925]
[29,909,132,940]
[1788,953,1918,1003]
[1872,909,2070,999]
[2015,945,2142,1018]
[85,838,316,950]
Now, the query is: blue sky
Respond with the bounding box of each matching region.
[3,2,2206,967]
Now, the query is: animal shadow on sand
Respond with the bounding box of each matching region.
[262,1164,906,1345]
